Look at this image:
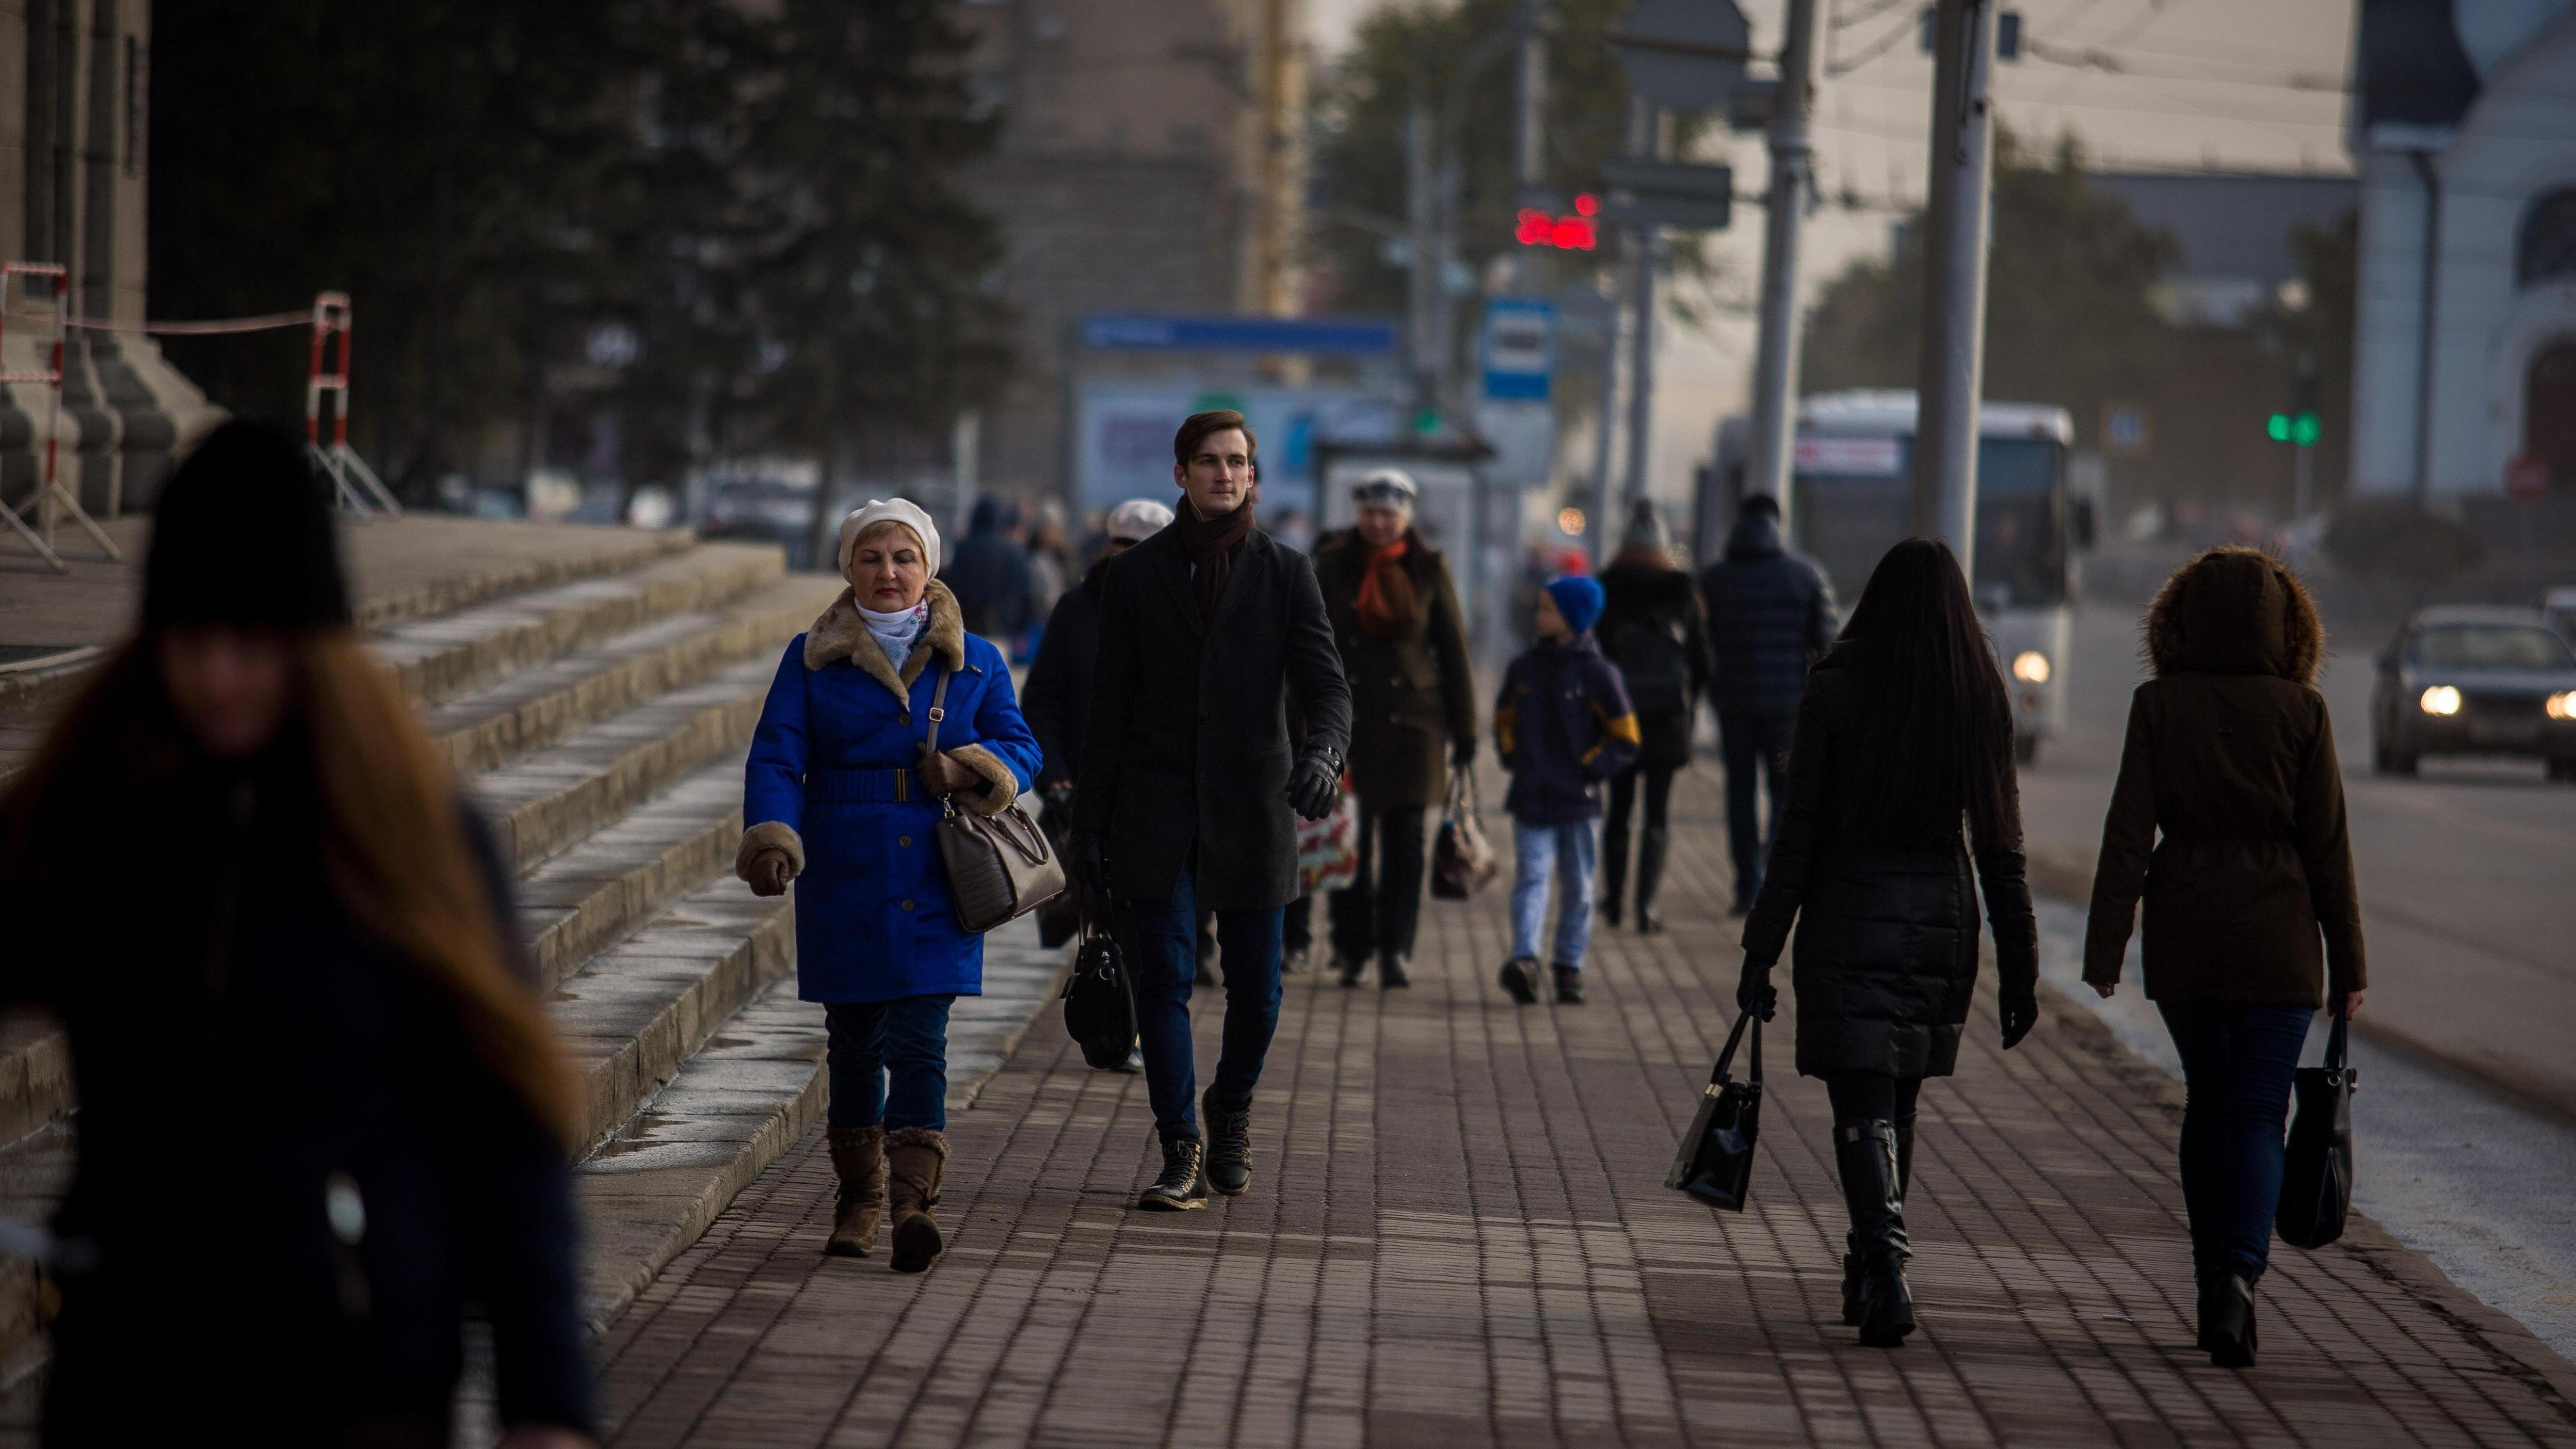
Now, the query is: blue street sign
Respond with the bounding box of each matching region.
[1080,315,1401,356]
[1481,299,1556,403]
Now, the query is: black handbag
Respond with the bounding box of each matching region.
[1667,1011,1764,1211]
[1060,892,1138,1071]
[2276,998,2357,1249]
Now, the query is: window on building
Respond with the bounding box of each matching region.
[2519,189,2576,288]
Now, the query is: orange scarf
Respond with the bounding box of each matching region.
[1354,537,1417,638]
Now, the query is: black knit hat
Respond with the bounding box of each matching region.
[143,419,351,629]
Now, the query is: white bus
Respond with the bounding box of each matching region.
[1702,390,2081,763]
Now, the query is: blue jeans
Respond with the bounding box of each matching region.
[1719,712,1794,905]
[1510,818,1599,967]
[1124,866,1284,1143]
[2158,1001,2313,1283]
[825,995,956,1133]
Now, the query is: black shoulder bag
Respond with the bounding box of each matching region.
[1059,887,1138,1071]
[1667,1011,1764,1211]
[2276,997,2357,1249]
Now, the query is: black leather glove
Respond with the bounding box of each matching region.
[1736,957,1777,1021]
[1452,736,1476,769]
[1288,747,1343,822]
[2000,976,2039,1050]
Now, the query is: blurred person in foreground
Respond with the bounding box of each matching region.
[1698,493,1839,913]
[1737,539,2039,1351]
[738,500,1041,1273]
[0,421,593,1446]
[1595,499,1711,934]
[1310,470,1477,989]
[2083,548,2364,1369]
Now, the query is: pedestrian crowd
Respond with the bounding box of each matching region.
[0,409,2367,1443]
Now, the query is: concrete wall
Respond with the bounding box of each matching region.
[2351,10,2576,499]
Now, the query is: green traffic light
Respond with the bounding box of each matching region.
[2292,412,2320,447]
[2266,413,2291,442]
[1414,408,1442,436]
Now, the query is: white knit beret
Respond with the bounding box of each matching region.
[835,498,942,582]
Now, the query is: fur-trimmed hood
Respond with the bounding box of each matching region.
[2143,546,2323,685]
[804,577,969,700]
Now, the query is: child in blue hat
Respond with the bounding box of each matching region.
[1491,575,1640,1004]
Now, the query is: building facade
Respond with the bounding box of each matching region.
[957,0,1307,507]
[0,1,218,524]
[2349,0,2576,500]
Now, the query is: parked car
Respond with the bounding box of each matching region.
[2372,605,2576,781]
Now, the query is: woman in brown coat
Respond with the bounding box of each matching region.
[2084,546,2365,1369]
[1311,470,1479,988]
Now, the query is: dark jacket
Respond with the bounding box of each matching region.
[1597,560,1713,769]
[2083,549,2365,1006]
[1022,557,1108,791]
[1312,526,1478,810]
[0,755,592,1439]
[1741,654,2039,1079]
[1494,635,1641,826]
[1076,523,1353,910]
[1698,513,1839,719]
[940,497,1037,640]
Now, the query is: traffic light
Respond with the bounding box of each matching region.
[1516,194,1599,251]
[2268,369,2320,447]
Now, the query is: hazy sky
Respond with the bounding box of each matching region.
[1305,0,2360,501]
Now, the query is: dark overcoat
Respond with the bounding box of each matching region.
[1740,655,2039,1079]
[1075,523,1353,910]
[1022,559,1106,791]
[2083,548,2365,1005]
[1597,561,1713,769]
[1311,527,1478,810]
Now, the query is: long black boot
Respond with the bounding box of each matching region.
[1601,827,1628,929]
[1846,1111,1917,1325]
[1835,1120,1915,1347]
[1633,828,1668,934]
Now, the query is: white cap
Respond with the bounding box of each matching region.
[835,498,942,582]
[1104,497,1176,543]
[1351,468,1418,513]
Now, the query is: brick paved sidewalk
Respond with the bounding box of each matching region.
[594,774,2576,1447]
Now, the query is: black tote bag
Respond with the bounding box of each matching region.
[1060,891,1138,1071]
[1667,1012,1764,1211]
[2276,999,2357,1250]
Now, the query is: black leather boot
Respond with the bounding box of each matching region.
[1378,952,1411,989]
[1634,829,1667,933]
[1552,964,1585,1005]
[1845,1112,1914,1325]
[1601,828,1627,928]
[2204,1272,2258,1367]
[1201,1087,1253,1197]
[1138,1136,1209,1211]
[1835,1120,1915,1347]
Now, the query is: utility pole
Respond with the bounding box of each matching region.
[1744,0,1817,532]
[1618,99,1661,521]
[1909,0,1998,575]
[1512,0,1549,298]
[1407,91,1438,421]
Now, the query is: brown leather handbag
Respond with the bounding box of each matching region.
[923,668,1066,933]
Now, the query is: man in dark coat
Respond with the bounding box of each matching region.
[1698,493,1839,911]
[1022,498,1175,793]
[1076,410,1351,1212]
[1310,469,1478,990]
[940,495,1037,641]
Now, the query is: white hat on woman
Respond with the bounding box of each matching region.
[1351,468,1418,514]
[835,498,942,582]
[1104,497,1176,543]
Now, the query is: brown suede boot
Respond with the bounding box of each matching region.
[885,1128,950,1274]
[824,1126,886,1257]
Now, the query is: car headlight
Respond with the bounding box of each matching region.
[2420,685,2461,716]
[2549,690,2576,721]
[2011,650,2051,684]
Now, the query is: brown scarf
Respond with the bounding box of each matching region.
[1174,493,1255,620]
[1354,537,1418,638]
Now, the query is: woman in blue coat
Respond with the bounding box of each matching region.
[736,499,1041,1274]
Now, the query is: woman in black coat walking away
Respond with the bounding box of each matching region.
[1595,501,1710,933]
[1736,538,2040,1348]
[0,422,594,1447]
